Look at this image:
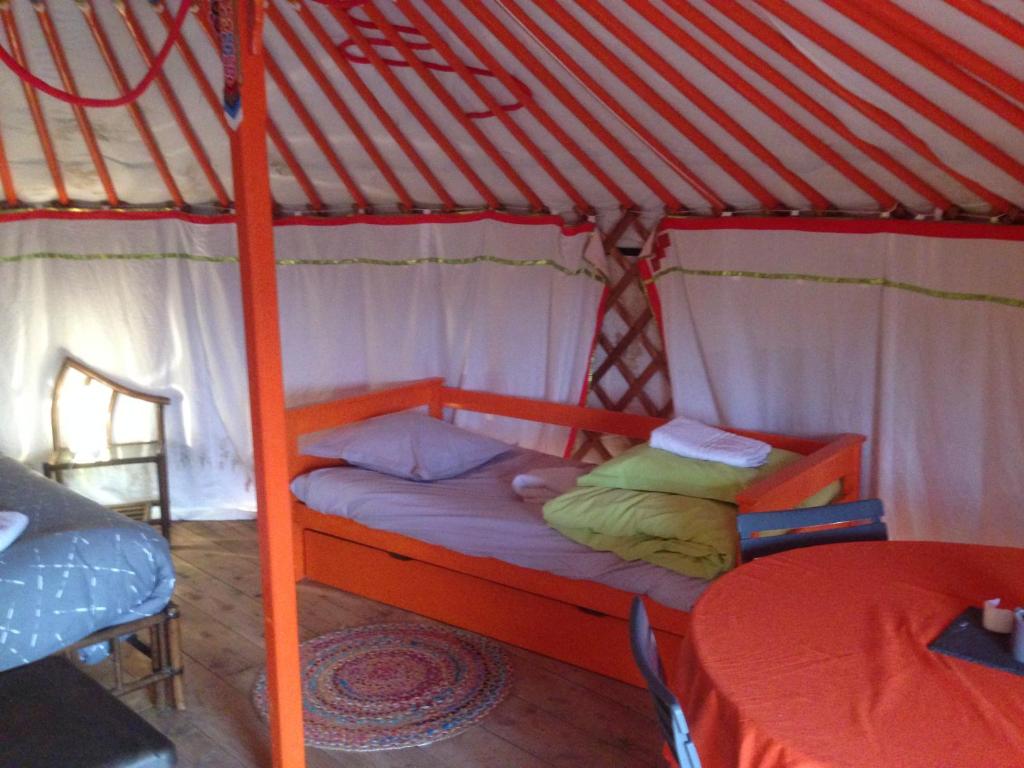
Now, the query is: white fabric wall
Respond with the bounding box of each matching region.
[648,220,1024,547]
[0,212,605,519]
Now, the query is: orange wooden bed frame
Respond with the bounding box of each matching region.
[285,378,864,687]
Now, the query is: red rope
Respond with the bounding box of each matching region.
[0,0,193,108]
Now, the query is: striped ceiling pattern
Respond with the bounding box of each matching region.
[0,0,1022,223]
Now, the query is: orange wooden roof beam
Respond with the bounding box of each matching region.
[473,0,691,211]
[832,0,1024,136]
[575,0,828,212]
[82,2,184,208]
[185,3,325,212]
[628,0,894,210]
[394,0,592,214]
[666,0,948,214]
[754,0,1024,194]
[425,0,634,212]
[852,0,1024,103]
[0,115,16,206]
[117,2,230,208]
[328,4,500,209]
[35,3,119,206]
[533,0,779,212]
[265,55,368,211]
[2,6,67,205]
[707,0,1011,215]
[361,3,543,212]
[939,0,1024,51]
[286,1,450,210]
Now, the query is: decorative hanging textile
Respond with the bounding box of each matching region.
[0,212,605,519]
[209,0,241,125]
[645,218,1024,547]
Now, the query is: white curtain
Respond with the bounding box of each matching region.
[647,220,1024,547]
[0,212,605,519]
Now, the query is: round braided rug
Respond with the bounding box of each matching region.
[252,622,511,751]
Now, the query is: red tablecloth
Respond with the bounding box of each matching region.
[673,541,1024,768]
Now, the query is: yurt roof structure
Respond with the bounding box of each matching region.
[2,2,1024,766]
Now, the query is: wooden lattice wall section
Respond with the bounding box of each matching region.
[572,213,673,461]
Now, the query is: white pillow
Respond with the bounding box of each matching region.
[299,411,512,481]
[0,511,29,553]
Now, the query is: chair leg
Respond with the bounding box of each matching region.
[149,626,166,709]
[166,606,186,711]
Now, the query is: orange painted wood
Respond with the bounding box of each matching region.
[291,0,452,211]
[579,0,830,212]
[471,0,679,211]
[630,0,894,210]
[707,0,1010,215]
[1,6,67,205]
[35,4,119,206]
[395,0,591,215]
[118,1,231,208]
[664,0,948,214]
[944,0,1024,48]
[286,380,863,688]
[0,109,16,206]
[755,0,1024,194]
[304,529,685,687]
[82,2,184,208]
[232,1,304,764]
[330,5,500,209]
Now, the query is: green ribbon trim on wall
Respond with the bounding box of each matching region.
[648,265,1024,310]
[0,251,607,283]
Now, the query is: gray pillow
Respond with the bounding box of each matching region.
[299,411,512,481]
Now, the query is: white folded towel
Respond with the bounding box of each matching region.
[0,511,29,553]
[512,467,588,505]
[650,417,771,468]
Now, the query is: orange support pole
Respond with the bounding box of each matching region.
[2,5,67,205]
[82,1,184,208]
[118,1,231,208]
[425,0,635,211]
[35,1,119,206]
[754,0,1024,191]
[626,0,892,210]
[831,0,1024,135]
[286,0,450,210]
[0,116,16,206]
[664,0,949,214]
[706,0,1012,215]
[232,1,305,766]
[528,0,779,211]
[327,4,501,208]
[944,0,1024,48]
[573,0,827,211]
[395,0,591,214]
[360,2,545,212]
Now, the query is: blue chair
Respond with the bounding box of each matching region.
[629,597,702,768]
[738,498,887,562]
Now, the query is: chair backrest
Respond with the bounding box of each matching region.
[51,357,169,457]
[629,597,702,768]
[738,498,888,562]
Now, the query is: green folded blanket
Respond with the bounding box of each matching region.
[543,486,736,580]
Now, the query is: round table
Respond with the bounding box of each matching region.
[673,541,1024,768]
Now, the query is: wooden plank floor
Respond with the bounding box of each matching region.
[112,521,664,768]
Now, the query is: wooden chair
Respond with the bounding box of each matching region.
[43,356,172,540]
[738,498,888,562]
[629,597,702,768]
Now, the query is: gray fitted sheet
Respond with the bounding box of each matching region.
[0,455,175,670]
[291,446,710,612]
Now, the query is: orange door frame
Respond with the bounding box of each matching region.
[233,2,305,766]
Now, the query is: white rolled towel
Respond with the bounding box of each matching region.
[0,511,29,553]
[512,467,588,504]
[650,417,771,468]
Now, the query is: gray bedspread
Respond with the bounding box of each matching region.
[0,455,175,670]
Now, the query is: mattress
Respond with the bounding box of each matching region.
[291,446,711,612]
[0,455,175,671]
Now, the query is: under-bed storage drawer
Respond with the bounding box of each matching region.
[303,530,683,687]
